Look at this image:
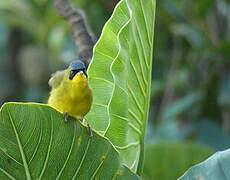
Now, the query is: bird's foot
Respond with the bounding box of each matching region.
[79,118,84,123]
[63,112,68,123]
[86,120,93,137]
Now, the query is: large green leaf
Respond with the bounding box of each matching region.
[0,103,139,179]
[179,149,230,180]
[86,0,156,173]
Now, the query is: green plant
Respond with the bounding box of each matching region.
[86,0,155,174]
[179,149,230,180]
[0,0,156,178]
[0,103,138,179]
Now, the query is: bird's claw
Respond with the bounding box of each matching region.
[86,121,93,137]
[63,112,68,123]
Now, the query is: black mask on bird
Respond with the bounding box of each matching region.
[69,60,88,80]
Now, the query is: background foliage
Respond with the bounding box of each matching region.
[0,0,230,179]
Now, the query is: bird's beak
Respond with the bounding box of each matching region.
[77,70,84,75]
[69,69,88,80]
[78,70,88,78]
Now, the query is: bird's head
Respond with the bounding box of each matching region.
[68,60,88,82]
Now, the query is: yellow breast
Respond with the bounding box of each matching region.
[48,72,93,119]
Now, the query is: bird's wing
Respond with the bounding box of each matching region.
[48,70,67,89]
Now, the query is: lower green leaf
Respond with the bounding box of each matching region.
[0,103,139,179]
[179,148,230,180]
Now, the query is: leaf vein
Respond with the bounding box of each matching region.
[127,87,144,115]
[0,167,16,180]
[139,0,152,46]
[133,17,150,69]
[23,120,37,148]
[130,158,138,170]
[128,109,143,126]
[115,141,139,150]
[90,77,114,85]
[38,113,54,179]
[72,137,91,179]
[111,113,128,122]
[129,58,146,97]
[129,28,148,86]
[128,122,142,136]
[96,50,115,60]
[105,5,132,135]
[93,103,108,108]
[7,109,31,180]
[0,149,23,166]
[89,147,110,180]
[28,119,42,164]
[56,123,77,179]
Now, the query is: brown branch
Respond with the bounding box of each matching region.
[54,0,95,68]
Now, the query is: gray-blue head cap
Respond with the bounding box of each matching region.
[69,60,86,71]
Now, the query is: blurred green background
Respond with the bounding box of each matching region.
[0,0,229,179]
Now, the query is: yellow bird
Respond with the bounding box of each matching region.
[48,60,93,134]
